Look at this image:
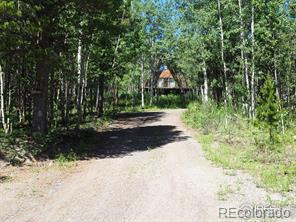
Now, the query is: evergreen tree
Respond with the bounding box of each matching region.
[256,76,281,143]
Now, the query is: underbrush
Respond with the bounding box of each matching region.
[119,93,193,112]
[183,102,296,193]
[0,116,111,166]
[154,94,189,108]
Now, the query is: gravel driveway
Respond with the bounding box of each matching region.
[1,110,295,222]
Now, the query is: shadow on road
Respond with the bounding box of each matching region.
[111,111,165,128]
[88,125,188,158]
[44,111,189,159]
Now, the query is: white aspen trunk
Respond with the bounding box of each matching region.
[200,85,204,102]
[238,0,244,65]
[287,54,292,107]
[81,52,89,107]
[274,61,280,99]
[245,57,250,115]
[217,0,229,106]
[149,58,155,106]
[76,37,83,128]
[0,65,5,130]
[141,58,145,108]
[203,60,209,103]
[149,70,154,106]
[77,39,82,92]
[0,65,9,134]
[274,59,285,134]
[238,0,250,116]
[251,4,256,119]
[65,79,70,125]
[95,81,100,114]
[7,85,11,133]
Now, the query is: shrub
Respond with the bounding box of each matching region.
[183,101,230,134]
[155,94,188,108]
[256,76,281,144]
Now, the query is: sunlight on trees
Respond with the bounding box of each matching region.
[0,0,295,161]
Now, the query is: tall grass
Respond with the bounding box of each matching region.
[183,102,296,193]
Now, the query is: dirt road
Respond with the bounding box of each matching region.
[1,110,294,222]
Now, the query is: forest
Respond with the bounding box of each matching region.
[0,0,296,164]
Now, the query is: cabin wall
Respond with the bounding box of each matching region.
[157,78,176,88]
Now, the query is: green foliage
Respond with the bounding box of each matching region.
[256,76,281,143]
[0,129,41,165]
[0,0,296,183]
[0,175,12,183]
[55,152,76,166]
[118,94,191,111]
[155,94,188,109]
[183,101,296,192]
[0,115,111,165]
[183,101,232,134]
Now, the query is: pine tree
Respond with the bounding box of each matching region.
[256,76,281,143]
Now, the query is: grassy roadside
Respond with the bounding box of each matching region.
[182,102,296,198]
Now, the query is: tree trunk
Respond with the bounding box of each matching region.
[95,80,100,115]
[82,53,89,117]
[217,0,229,106]
[238,0,250,116]
[111,80,118,109]
[274,57,285,134]
[65,79,70,127]
[32,56,50,133]
[0,65,9,134]
[274,59,280,99]
[19,63,26,124]
[59,71,66,125]
[76,39,89,128]
[76,38,83,129]
[202,60,209,104]
[48,72,55,128]
[149,68,154,106]
[96,75,105,117]
[141,58,145,108]
[250,4,256,119]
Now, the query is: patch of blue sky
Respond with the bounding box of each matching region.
[284,0,296,19]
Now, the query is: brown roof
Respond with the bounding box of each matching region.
[159,69,173,79]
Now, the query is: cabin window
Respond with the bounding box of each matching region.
[158,79,164,87]
[169,78,175,88]
[163,79,169,88]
